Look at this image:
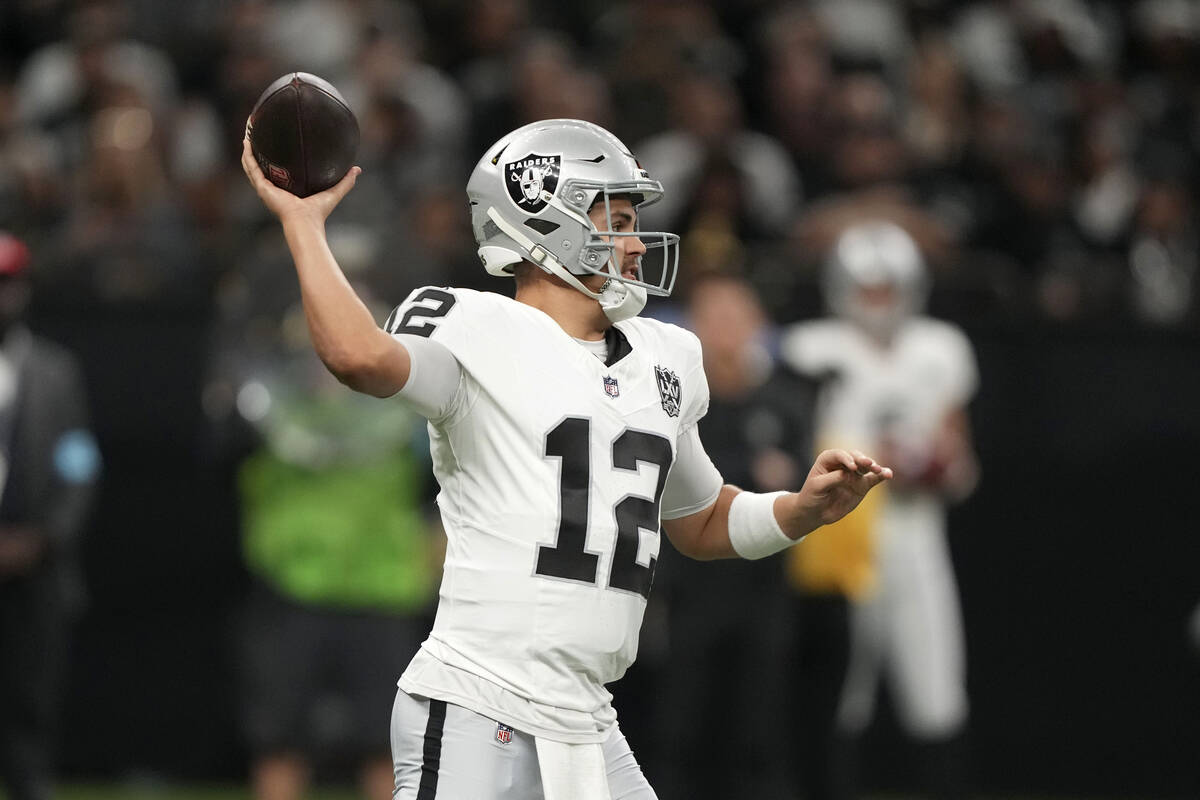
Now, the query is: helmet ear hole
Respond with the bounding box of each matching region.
[524,218,560,235]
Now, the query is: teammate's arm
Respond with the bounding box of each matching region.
[241,138,411,397]
[881,407,979,501]
[663,448,892,561]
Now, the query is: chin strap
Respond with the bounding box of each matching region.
[484,206,646,322]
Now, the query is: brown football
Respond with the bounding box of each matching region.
[246,72,359,197]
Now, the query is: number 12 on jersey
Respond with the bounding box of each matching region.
[536,417,673,599]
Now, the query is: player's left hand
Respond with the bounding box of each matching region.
[788,449,892,532]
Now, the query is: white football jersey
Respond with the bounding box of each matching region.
[386,287,716,743]
[780,316,978,537]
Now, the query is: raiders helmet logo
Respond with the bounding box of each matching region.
[654,365,681,418]
[505,153,561,213]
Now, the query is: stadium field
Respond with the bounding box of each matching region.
[3,791,1104,800]
[3,787,359,800]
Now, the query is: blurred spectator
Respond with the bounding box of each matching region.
[812,0,912,72]
[780,221,980,800]
[593,0,745,145]
[788,69,960,275]
[509,31,613,132]
[456,26,614,158]
[826,70,908,193]
[0,231,101,800]
[636,70,801,239]
[756,3,838,198]
[903,32,971,172]
[14,0,178,132]
[204,231,439,800]
[657,271,817,800]
[1126,144,1198,326]
[443,0,532,154]
[350,1,470,192]
[34,83,206,306]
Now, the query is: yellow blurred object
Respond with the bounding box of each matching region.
[786,469,884,600]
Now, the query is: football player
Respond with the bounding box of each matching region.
[241,119,892,800]
[780,220,979,798]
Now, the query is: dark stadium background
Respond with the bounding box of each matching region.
[3,0,1200,797]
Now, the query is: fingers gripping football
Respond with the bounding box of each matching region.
[241,137,360,223]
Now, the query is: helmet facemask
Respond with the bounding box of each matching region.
[563,180,680,300]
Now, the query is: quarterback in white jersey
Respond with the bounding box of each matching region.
[386,285,715,743]
[781,221,979,796]
[242,119,892,800]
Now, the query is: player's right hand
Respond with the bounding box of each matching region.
[241,137,360,226]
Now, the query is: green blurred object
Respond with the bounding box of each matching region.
[238,368,436,612]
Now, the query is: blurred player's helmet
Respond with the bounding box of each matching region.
[467,119,679,322]
[823,220,928,340]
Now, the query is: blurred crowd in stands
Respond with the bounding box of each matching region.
[0,0,1198,329]
[2,1,1200,798]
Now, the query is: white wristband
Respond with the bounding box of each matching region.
[727,490,795,560]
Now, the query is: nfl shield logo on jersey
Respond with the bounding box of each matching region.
[603,375,620,398]
[495,723,514,745]
[654,365,681,417]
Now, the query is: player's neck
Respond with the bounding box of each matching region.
[515,281,610,341]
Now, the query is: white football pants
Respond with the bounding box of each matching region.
[390,690,658,799]
[837,521,968,739]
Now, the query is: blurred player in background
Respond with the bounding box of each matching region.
[241,118,891,799]
[781,221,979,800]
[0,232,101,800]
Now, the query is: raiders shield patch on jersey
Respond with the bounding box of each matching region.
[655,365,681,417]
[505,153,560,212]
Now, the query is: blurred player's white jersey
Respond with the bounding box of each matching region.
[781,316,977,534]
[387,287,711,744]
[781,315,977,736]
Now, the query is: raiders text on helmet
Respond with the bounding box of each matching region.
[466,119,680,322]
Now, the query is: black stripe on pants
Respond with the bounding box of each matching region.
[417,699,448,799]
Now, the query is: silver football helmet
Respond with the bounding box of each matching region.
[823,220,928,340]
[466,119,680,322]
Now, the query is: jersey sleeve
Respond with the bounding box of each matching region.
[940,325,979,407]
[678,328,710,434]
[390,333,462,421]
[778,321,836,378]
[660,424,723,520]
[384,286,466,421]
[660,326,721,519]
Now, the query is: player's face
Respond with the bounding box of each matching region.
[857,282,899,309]
[688,279,763,357]
[585,196,646,287]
